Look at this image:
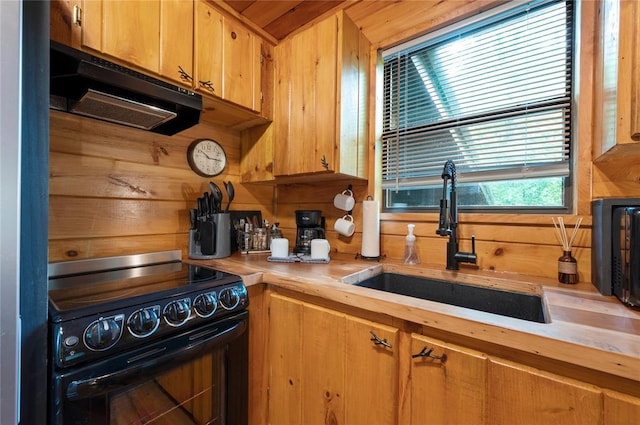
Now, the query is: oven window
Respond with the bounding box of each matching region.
[109,350,225,425]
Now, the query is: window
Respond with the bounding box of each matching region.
[381,0,574,212]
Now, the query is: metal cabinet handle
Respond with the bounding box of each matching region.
[178,66,193,82]
[369,330,392,349]
[199,80,215,92]
[320,155,329,170]
[412,346,447,362]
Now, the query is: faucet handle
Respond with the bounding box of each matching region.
[454,235,477,265]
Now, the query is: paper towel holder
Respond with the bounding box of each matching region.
[355,252,385,261]
[357,195,384,261]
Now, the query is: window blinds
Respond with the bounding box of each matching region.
[381,0,573,189]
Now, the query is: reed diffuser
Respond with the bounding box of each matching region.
[552,217,582,284]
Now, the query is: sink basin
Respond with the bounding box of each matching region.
[353,272,547,323]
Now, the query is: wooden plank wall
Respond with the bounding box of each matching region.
[48,111,274,262]
[48,0,640,285]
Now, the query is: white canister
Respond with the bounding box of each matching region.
[270,237,289,258]
[310,239,330,260]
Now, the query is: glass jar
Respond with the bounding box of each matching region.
[558,250,578,284]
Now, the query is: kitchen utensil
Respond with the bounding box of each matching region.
[189,208,197,229]
[334,189,355,211]
[197,197,206,220]
[334,214,355,237]
[209,181,223,213]
[203,192,211,216]
[224,181,235,212]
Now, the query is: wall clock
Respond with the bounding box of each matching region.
[186,138,227,177]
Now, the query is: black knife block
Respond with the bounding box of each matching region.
[189,213,231,259]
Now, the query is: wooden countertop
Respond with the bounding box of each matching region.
[189,252,640,385]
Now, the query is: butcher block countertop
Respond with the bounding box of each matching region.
[189,252,640,387]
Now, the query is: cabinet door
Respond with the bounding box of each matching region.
[50,0,102,51]
[195,0,223,97]
[346,316,398,425]
[102,0,160,73]
[268,293,400,425]
[302,303,346,425]
[488,358,602,425]
[411,333,487,425]
[160,0,193,86]
[223,18,261,112]
[604,390,640,425]
[274,15,338,176]
[595,0,640,157]
[268,294,304,424]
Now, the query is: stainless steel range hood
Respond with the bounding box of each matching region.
[50,41,202,135]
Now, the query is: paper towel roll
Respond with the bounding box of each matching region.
[361,199,380,258]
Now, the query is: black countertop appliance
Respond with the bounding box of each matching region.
[294,210,325,254]
[592,198,640,308]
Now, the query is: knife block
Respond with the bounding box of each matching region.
[189,213,231,259]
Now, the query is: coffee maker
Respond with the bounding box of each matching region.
[294,210,325,254]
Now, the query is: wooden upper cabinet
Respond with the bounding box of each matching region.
[273,10,370,179]
[50,0,102,51]
[223,18,261,112]
[102,1,160,73]
[160,0,194,86]
[195,1,263,113]
[195,0,223,97]
[594,0,640,159]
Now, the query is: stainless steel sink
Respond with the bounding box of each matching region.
[352,272,547,323]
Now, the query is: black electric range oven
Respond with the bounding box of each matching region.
[47,250,248,425]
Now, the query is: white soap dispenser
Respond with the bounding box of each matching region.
[403,224,420,264]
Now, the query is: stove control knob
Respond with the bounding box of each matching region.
[127,306,160,337]
[84,315,124,351]
[194,292,217,317]
[219,288,240,310]
[163,299,191,326]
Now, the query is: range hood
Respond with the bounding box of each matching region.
[50,41,202,135]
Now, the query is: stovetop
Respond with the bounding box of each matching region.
[49,258,234,315]
[48,251,248,369]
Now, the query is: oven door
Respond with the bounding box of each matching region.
[50,311,248,425]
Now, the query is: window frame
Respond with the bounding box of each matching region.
[379,0,577,214]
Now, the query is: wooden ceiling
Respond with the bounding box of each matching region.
[221,0,351,41]
[220,0,504,48]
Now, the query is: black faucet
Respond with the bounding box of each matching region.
[435,160,477,270]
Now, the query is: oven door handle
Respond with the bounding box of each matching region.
[66,314,247,401]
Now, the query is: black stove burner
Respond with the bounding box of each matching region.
[48,252,248,370]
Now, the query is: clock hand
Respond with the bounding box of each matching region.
[197,149,222,161]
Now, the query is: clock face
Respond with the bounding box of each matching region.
[187,139,227,177]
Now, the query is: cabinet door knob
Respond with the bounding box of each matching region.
[412,346,447,362]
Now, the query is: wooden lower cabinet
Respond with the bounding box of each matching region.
[263,291,640,425]
[410,333,487,425]
[487,358,602,425]
[268,293,398,425]
[604,390,640,424]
